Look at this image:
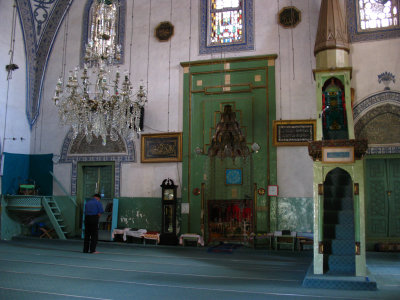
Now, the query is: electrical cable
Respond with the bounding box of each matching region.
[146,0,152,98]
[167,0,173,133]
[277,0,282,120]
[2,1,18,156]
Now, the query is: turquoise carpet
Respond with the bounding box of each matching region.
[0,237,398,299]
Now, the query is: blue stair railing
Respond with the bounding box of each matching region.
[42,197,67,239]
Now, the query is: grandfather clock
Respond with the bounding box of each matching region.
[160,178,178,245]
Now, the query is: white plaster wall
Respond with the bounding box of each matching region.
[33,0,400,199]
[274,0,320,198]
[350,38,400,104]
[0,0,31,156]
[52,163,72,196]
[32,0,323,198]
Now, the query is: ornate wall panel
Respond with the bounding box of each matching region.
[16,0,73,127]
[59,129,136,197]
[354,91,400,154]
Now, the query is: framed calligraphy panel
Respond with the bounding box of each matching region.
[141,132,182,163]
[273,120,316,146]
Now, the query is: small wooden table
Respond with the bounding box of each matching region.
[274,235,296,251]
[179,234,204,246]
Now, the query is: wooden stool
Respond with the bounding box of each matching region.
[39,227,55,239]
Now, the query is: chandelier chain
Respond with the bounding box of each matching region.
[61,9,69,86]
[128,0,134,77]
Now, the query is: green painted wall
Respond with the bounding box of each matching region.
[181,55,277,237]
[270,197,313,233]
[312,68,367,276]
[116,197,181,233]
[54,196,77,236]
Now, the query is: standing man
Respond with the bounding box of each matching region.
[83,193,104,253]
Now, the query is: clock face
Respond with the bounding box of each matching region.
[164,189,174,200]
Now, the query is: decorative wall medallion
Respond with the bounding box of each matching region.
[192,188,200,196]
[155,21,174,42]
[378,71,395,90]
[278,6,301,28]
[257,188,265,196]
[16,0,73,126]
[225,169,242,185]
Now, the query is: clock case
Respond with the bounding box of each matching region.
[160,178,178,245]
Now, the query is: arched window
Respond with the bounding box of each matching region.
[209,0,244,45]
[80,0,126,66]
[200,0,254,54]
[348,0,400,42]
[358,0,398,30]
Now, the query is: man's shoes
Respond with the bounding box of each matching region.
[90,251,100,254]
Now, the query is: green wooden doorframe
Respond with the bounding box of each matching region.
[76,161,115,232]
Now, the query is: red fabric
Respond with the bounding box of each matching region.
[231,204,240,221]
[322,94,326,127]
[342,93,347,125]
[242,207,252,220]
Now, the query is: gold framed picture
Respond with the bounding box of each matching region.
[273,120,316,146]
[141,132,182,163]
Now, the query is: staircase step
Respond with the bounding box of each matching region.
[327,255,355,273]
[324,173,352,185]
[324,225,355,240]
[325,240,355,255]
[336,224,355,240]
[324,187,353,198]
[324,210,354,225]
[302,263,377,290]
[324,197,354,210]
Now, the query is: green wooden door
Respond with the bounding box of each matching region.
[366,159,400,238]
[387,160,400,237]
[82,165,114,199]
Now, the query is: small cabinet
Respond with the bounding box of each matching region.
[160,179,178,245]
[82,198,119,241]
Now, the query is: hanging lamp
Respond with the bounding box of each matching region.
[207,105,250,159]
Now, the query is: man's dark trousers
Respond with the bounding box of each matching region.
[83,215,99,253]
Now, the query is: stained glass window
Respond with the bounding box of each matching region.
[199,0,253,54]
[209,0,243,45]
[358,0,399,30]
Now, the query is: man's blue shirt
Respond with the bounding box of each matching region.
[85,198,104,216]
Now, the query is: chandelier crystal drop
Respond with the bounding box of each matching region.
[53,0,146,146]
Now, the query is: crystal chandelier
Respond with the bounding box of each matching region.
[53,0,147,146]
